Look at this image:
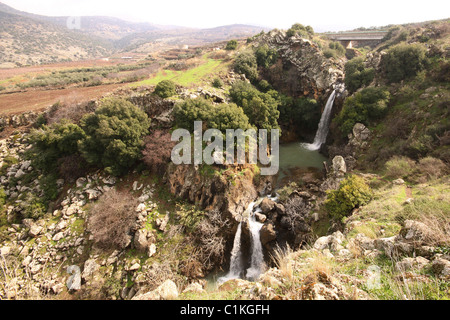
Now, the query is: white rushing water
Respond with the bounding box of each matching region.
[218,197,274,283]
[246,211,264,281]
[302,90,337,151]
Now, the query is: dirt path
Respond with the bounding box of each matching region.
[0,84,125,115]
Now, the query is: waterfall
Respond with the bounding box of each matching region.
[303,90,337,151]
[246,212,264,281]
[218,222,243,283]
[218,197,269,283]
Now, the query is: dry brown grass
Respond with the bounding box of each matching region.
[271,245,294,282]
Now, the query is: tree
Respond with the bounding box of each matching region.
[229,81,280,132]
[78,98,151,176]
[255,44,278,68]
[286,23,314,38]
[154,80,177,98]
[233,50,258,82]
[225,40,238,50]
[381,43,428,83]
[344,57,375,93]
[142,130,176,173]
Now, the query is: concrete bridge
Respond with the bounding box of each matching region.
[324,31,388,48]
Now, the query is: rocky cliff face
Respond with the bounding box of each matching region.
[255,30,345,102]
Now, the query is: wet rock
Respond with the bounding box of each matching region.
[260,198,276,215]
[260,223,277,245]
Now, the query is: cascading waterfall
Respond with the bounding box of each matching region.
[218,197,273,283]
[246,210,264,281]
[303,89,337,151]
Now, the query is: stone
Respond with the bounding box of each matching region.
[133,229,149,252]
[255,212,267,223]
[400,220,433,244]
[76,177,86,188]
[1,246,11,256]
[148,243,157,257]
[260,223,277,245]
[396,257,429,272]
[29,225,43,238]
[52,232,64,242]
[431,258,450,280]
[274,203,286,215]
[82,259,100,280]
[393,179,405,185]
[260,198,276,214]
[332,156,346,177]
[182,282,205,294]
[136,203,146,212]
[14,169,25,179]
[314,236,331,251]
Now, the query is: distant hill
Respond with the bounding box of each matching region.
[0,2,269,68]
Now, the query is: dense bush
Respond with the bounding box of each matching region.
[381,43,428,83]
[334,87,390,136]
[173,98,251,133]
[325,175,373,220]
[324,42,346,59]
[385,156,416,179]
[254,44,278,68]
[212,77,224,88]
[233,50,258,82]
[229,80,280,132]
[27,120,86,173]
[79,98,151,176]
[225,40,238,50]
[277,93,319,131]
[344,57,375,93]
[154,80,177,98]
[286,23,314,38]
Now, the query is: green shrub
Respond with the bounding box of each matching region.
[277,93,319,132]
[325,175,373,220]
[173,98,251,134]
[79,98,151,176]
[27,120,86,173]
[334,87,390,136]
[286,23,314,38]
[233,50,258,82]
[254,44,278,68]
[344,57,375,93]
[212,77,224,88]
[225,40,238,50]
[381,43,428,83]
[154,80,177,98]
[385,156,416,179]
[229,81,280,132]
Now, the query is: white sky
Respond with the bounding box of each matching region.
[2,0,449,31]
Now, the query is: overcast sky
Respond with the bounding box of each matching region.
[2,0,449,31]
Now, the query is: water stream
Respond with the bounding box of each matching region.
[302,90,337,151]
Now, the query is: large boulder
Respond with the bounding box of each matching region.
[260,198,276,215]
[132,279,179,300]
[260,223,277,246]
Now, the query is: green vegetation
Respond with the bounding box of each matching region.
[154,80,177,99]
[225,40,238,50]
[211,77,224,89]
[381,43,428,83]
[173,98,251,133]
[229,80,280,132]
[345,57,375,93]
[324,41,346,59]
[334,87,391,137]
[286,23,314,38]
[254,44,278,68]
[27,120,86,173]
[79,98,151,176]
[276,93,319,132]
[325,175,373,220]
[233,50,258,82]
